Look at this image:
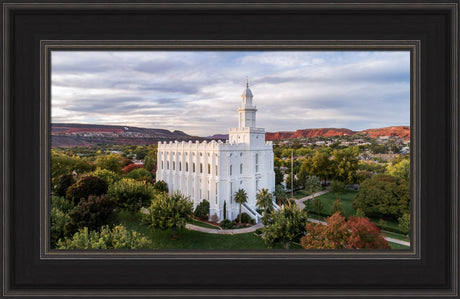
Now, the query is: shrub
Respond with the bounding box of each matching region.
[330,198,345,216]
[210,213,219,223]
[123,163,144,174]
[234,213,255,225]
[50,206,71,246]
[95,154,123,174]
[142,191,193,239]
[65,175,108,204]
[54,173,76,197]
[50,195,75,214]
[108,178,154,216]
[57,225,153,249]
[194,200,210,220]
[220,219,233,229]
[64,194,118,236]
[398,213,411,235]
[153,180,168,193]
[330,180,348,193]
[88,169,121,185]
[126,168,152,180]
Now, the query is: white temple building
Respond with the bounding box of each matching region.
[156,81,276,222]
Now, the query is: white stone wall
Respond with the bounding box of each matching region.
[156,139,275,222]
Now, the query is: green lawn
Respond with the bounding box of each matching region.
[190,219,221,229]
[388,241,410,249]
[313,191,358,217]
[381,230,410,242]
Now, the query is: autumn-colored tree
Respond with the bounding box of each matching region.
[301,212,391,249]
[123,163,144,174]
[347,216,391,249]
[386,157,410,181]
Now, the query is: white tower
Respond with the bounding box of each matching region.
[229,80,265,146]
[238,79,257,128]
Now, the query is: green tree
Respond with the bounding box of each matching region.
[95,154,123,174]
[51,150,93,182]
[352,174,410,220]
[330,180,347,193]
[66,175,108,205]
[234,189,248,225]
[153,180,168,193]
[126,168,152,180]
[256,188,274,215]
[108,178,155,218]
[304,175,322,200]
[354,208,366,218]
[194,199,210,220]
[88,169,121,185]
[386,158,410,181]
[398,213,411,236]
[331,148,359,184]
[142,191,193,239]
[263,202,308,249]
[54,173,76,197]
[57,225,152,249]
[330,198,345,216]
[301,152,333,182]
[274,167,284,185]
[312,197,325,215]
[143,155,156,172]
[274,184,288,206]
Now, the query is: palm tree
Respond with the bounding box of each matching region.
[256,188,274,215]
[234,188,248,225]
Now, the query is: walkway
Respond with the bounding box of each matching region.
[294,189,330,209]
[185,222,263,235]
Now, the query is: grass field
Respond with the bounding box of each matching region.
[388,242,410,249]
[313,191,357,217]
[190,219,221,229]
[293,189,312,199]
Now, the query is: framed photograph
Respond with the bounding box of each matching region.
[2,1,458,297]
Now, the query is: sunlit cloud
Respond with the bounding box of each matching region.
[51,51,410,136]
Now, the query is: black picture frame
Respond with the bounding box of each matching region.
[2,1,458,297]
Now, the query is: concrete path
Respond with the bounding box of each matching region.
[294,190,330,210]
[186,222,264,235]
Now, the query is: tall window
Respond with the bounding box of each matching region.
[161,161,163,169]
[240,163,243,174]
[167,161,169,170]
[215,165,218,175]
[193,163,195,172]
[186,162,189,172]
[230,182,233,204]
[173,162,175,170]
[200,163,203,173]
[208,164,211,174]
[230,165,232,176]
[179,162,181,171]
[255,153,259,172]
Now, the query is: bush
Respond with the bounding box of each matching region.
[153,180,168,193]
[194,200,210,220]
[51,195,75,214]
[51,206,71,246]
[123,163,144,174]
[66,175,108,204]
[89,169,121,185]
[126,168,152,180]
[330,180,347,193]
[54,173,76,197]
[220,219,233,229]
[57,225,153,249]
[234,213,255,225]
[108,178,154,215]
[64,194,118,236]
[398,213,411,235]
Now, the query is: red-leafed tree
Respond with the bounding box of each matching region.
[346,216,391,249]
[301,212,391,249]
[123,163,144,174]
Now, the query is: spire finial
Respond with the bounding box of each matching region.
[246,77,249,88]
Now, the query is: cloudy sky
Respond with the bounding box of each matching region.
[51,51,410,136]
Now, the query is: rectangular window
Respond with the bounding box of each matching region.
[179,162,181,171]
[186,162,189,171]
[240,163,243,174]
[215,165,218,175]
[161,161,163,169]
[200,163,203,173]
[230,182,233,204]
[173,162,175,170]
[193,163,195,172]
[230,165,232,176]
[208,164,211,174]
[167,161,169,170]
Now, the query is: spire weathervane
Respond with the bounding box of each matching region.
[246,77,249,88]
